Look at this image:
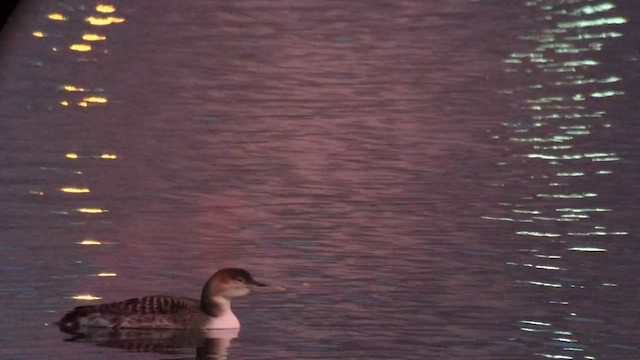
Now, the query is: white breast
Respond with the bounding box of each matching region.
[205,310,240,329]
[204,296,241,329]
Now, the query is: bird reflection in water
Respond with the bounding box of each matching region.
[61,327,239,360]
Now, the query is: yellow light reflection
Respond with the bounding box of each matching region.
[33,31,44,37]
[63,85,85,92]
[77,208,107,214]
[85,16,125,26]
[82,34,107,41]
[96,4,116,13]
[73,294,102,300]
[48,13,67,21]
[78,101,88,107]
[60,187,91,193]
[100,154,117,159]
[60,101,69,106]
[70,44,92,52]
[83,96,108,104]
[78,240,102,245]
[97,272,117,277]
[65,153,79,159]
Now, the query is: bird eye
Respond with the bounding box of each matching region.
[235,277,245,283]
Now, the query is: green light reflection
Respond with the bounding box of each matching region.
[573,3,615,16]
[558,17,627,29]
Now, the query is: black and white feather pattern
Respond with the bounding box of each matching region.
[57,296,198,331]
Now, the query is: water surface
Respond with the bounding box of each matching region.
[1,0,639,359]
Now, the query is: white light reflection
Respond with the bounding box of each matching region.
[535,265,562,271]
[573,3,615,16]
[567,247,607,252]
[560,214,590,219]
[525,153,582,160]
[501,3,626,358]
[532,216,578,222]
[591,90,624,98]
[512,209,540,214]
[568,231,626,236]
[537,193,597,199]
[527,281,562,288]
[563,347,584,352]
[520,320,551,326]
[553,337,577,343]
[556,208,611,213]
[558,16,627,29]
[564,31,622,40]
[535,254,562,259]
[516,231,562,237]
[535,353,573,359]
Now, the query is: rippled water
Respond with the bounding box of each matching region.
[1,0,639,359]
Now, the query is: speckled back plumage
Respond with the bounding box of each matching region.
[58,296,199,332]
[98,296,196,315]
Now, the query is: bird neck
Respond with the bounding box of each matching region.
[200,279,231,317]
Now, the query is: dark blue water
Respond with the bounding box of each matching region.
[1,0,639,359]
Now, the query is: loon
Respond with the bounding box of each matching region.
[57,268,284,332]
